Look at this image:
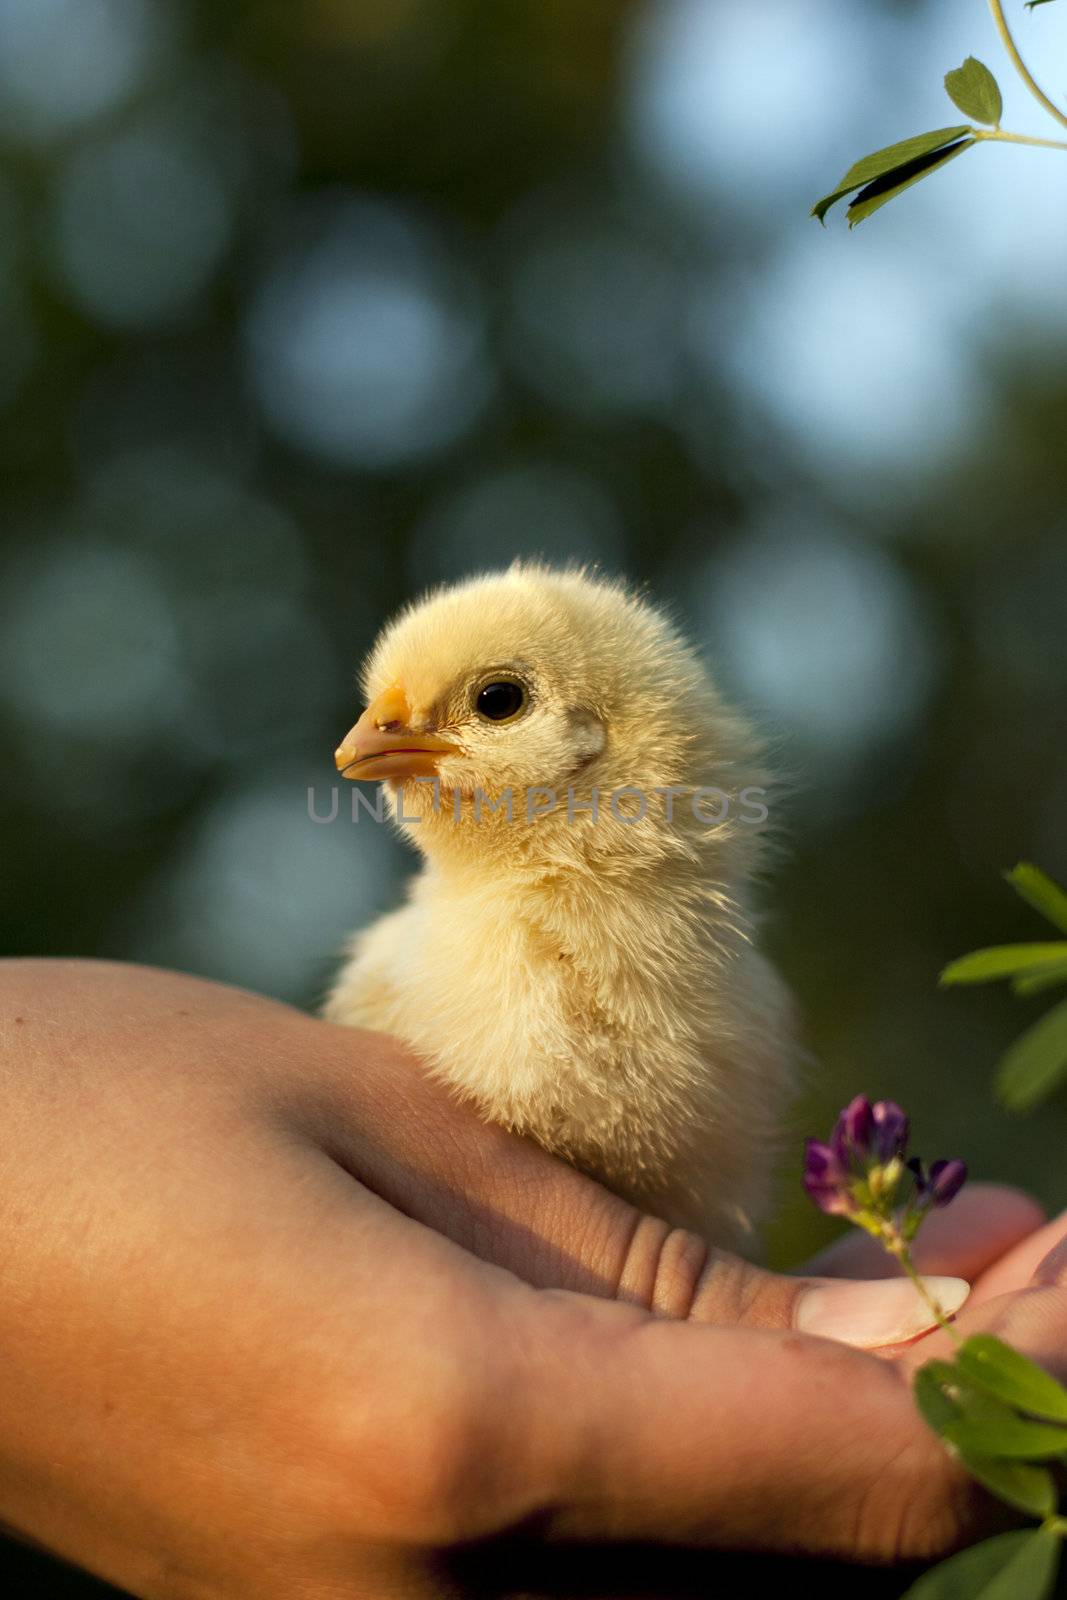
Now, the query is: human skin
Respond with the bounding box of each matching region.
[0,958,1063,1600]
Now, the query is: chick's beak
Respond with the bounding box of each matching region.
[334,685,456,782]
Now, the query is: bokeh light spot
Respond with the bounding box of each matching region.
[132,776,404,1000]
[0,542,188,738]
[624,0,874,211]
[51,125,233,329]
[0,0,170,145]
[691,240,977,493]
[245,194,491,469]
[697,519,943,765]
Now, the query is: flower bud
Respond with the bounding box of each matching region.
[870,1101,909,1164]
[831,1095,909,1174]
[802,1139,854,1215]
[926,1158,967,1207]
[833,1095,874,1166]
[805,1097,967,1238]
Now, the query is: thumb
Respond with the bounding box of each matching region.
[520,1287,972,1562]
[680,1234,969,1348]
[317,1026,969,1348]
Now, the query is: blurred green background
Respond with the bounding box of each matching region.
[2,0,1066,1269]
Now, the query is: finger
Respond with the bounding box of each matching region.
[801,1184,1045,1282]
[964,1207,1067,1302]
[1032,1217,1067,1285]
[526,1264,1067,1562]
[535,1269,1067,1560]
[301,1024,968,1347]
[523,1289,974,1561]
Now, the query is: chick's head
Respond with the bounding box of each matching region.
[335,564,759,853]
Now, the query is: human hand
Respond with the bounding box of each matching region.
[0,959,1059,1599]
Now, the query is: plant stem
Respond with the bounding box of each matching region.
[901,1254,963,1344]
[883,1227,963,1345]
[976,126,1067,150]
[988,0,1067,133]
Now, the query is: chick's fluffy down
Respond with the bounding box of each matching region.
[325,565,796,1250]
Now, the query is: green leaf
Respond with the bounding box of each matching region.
[899,1529,1061,1600]
[846,138,974,227]
[1013,959,1067,998]
[944,57,1003,125]
[996,997,1067,1111]
[915,1359,1026,1440]
[940,943,1067,985]
[955,1453,1057,1518]
[913,1358,1063,1515]
[914,1361,966,1435]
[811,126,972,222]
[1026,1,1057,10]
[945,1415,1067,1458]
[955,1335,1067,1422]
[1005,863,1067,936]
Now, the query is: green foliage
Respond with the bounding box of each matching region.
[940,943,1067,985]
[942,865,1067,1110]
[914,1338,1067,1525]
[944,57,1003,125]
[899,1528,1060,1600]
[996,997,1067,1111]
[1006,863,1067,936]
[959,1455,1057,1519]
[1013,959,1067,998]
[846,141,975,227]
[914,1360,970,1434]
[811,128,973,225]
[812,3,1067,226]
[946,1416,1067,1459]
[955,1336,1067,1423]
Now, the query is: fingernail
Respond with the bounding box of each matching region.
[795,1275,971,1349]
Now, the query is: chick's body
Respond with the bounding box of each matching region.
[324,567,796,1249]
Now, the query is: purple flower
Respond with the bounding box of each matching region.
[831,1095,874,1167]
[870,1101,909,1163]
[928,1159,967,1205]
[804,1095,967,1233]
[913,1157,968,1208]
[830,1095,909,1170]
[802,1138,853,1215]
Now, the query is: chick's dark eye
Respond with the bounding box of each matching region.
[475,680,527,721]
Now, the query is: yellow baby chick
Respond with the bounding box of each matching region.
[324,565,795,1250]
